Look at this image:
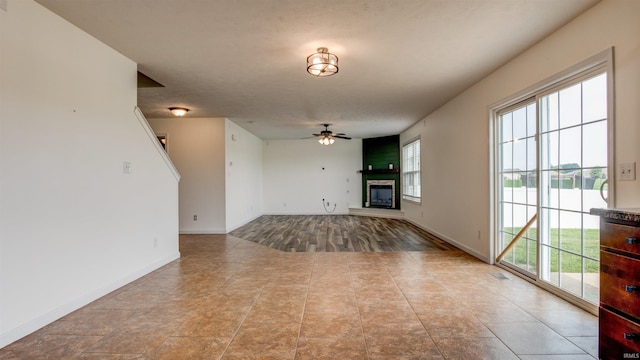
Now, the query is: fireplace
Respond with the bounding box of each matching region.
[366,180,395,208]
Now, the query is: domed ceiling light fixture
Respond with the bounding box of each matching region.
[169,107,189,117]
[307,47,339,77]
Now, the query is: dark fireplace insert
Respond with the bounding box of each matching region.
[369,185,393,207]
[366,179,395,208]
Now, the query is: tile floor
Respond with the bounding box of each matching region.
[0,234,598,359]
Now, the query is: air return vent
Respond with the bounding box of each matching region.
[491,272,509,280]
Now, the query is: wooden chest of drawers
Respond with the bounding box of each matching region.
[592,209,640,360]
[600,307,640,357]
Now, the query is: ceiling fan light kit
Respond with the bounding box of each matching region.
[169,107,189,116]
[307,47,338,77]
[319,136,335,145]
[313,124,351,146]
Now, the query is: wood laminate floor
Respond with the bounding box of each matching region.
[230,215,457,252]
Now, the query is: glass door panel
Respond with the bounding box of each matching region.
[538,72,608,304]
[497,101,538,276]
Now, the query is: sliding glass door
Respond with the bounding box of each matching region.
[538,72,608,303]
[497,100,538,276]
[496,69,609,305]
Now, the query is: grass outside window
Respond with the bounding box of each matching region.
[501,227,599,273]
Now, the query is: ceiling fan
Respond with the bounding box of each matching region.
[313,124,351,145]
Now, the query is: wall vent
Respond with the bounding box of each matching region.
[491,272,509,280]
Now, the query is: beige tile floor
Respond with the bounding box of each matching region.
[0,234,598,359]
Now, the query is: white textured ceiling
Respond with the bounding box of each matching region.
[35,0,599,140]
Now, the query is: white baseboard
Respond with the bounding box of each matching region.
[262,212,351,216]
[179,230,226,234]
[404,218,489,263]
[0,252,180,349]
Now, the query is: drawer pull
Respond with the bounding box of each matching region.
[626,285,639,292]
[626,237,639,244]
[624,333,639,340]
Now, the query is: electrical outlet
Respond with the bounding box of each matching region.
[193,215,198,221]
[619,162,636,181]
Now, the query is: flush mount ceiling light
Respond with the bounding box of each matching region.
[307,47,339,77]
[169,107,189,116]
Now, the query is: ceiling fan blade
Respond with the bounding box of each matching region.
[311,124,346,139]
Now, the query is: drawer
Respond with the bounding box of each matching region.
[601,251,640,318]
[601,220,640,256]
[600,308,640,360]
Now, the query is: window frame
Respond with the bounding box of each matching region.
[402,137,421,203]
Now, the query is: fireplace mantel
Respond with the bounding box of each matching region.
[358,169,399,174]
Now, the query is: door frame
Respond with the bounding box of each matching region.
[489,48,614,314]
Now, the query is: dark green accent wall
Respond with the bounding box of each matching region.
[362,135,400,209]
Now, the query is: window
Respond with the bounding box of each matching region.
[402,138,421,202]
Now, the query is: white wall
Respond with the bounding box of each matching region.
[147,117,226,233]
[148,117,361,228]
[400,0,640,262]
[263,139,362,214]
[225,120,264,231]
[0,0,179,347]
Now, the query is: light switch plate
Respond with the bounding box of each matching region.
[619,162,636,181]
[123,161,132,174]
